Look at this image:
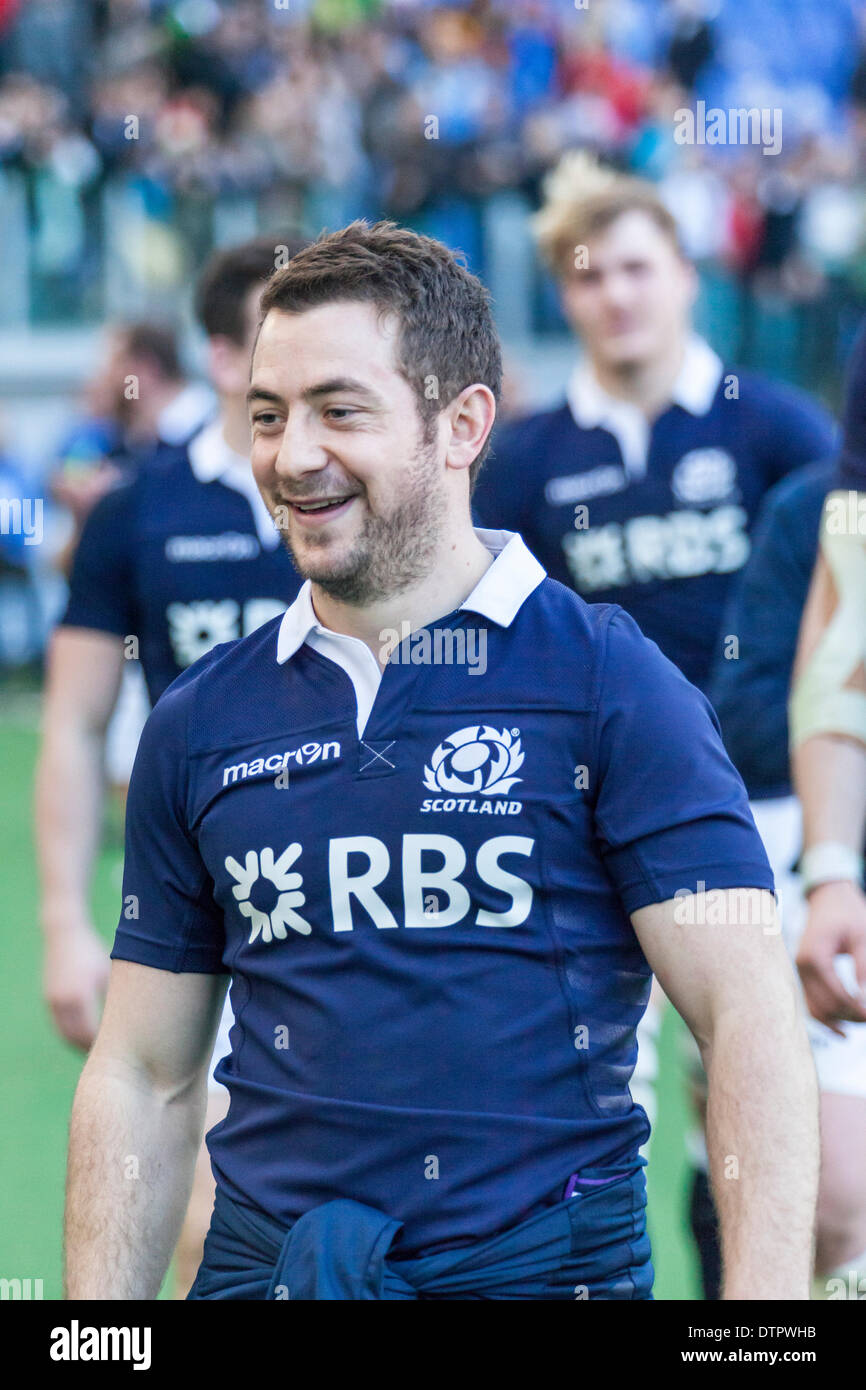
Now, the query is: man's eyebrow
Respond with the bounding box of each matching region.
[304,377,381,402]
[246,386,284,407]
[247,378,383,408]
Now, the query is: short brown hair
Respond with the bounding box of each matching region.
[533,151,684,277]
[258,219,502,489]
[195,233,309,343]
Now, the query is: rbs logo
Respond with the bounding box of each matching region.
[225,833,536,942]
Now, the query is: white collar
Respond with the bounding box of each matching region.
[565,334,723,479]
[157,381,215,445]
[187,419,279,549]
[275,527,546,665]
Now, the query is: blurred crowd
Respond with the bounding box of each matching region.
[3,0,866,667]
[1,0,866,297]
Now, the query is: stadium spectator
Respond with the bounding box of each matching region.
[663,0,717,94]
[0,0,861,357]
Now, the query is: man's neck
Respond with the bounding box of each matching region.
[590,336,688,419]
[310,527,495,669]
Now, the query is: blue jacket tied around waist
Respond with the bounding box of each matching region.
[188,1162,654,1301]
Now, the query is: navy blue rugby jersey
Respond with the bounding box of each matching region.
[111,529,774,1257]
[60,422,302,704]
[708,460,835,800]
[473,339,835,690]
[835,318,866,491]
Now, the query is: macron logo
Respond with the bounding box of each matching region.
[223,739,341,787]
[165,532,259,562]
[50,1321,151,1371]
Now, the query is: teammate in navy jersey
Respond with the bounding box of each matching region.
[51,322,214,579]
[36,235,306,1293]
[472,153,835,695]
[472,154,834,1286]
[64,221,817,1301]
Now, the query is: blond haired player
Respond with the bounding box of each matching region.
[473,152,835,1297]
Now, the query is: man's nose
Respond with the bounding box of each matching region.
[273,410,329,480]
[600,271,634,310]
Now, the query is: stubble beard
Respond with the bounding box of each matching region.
[276,432,446,606]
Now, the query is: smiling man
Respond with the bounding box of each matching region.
[65,221,818,1301]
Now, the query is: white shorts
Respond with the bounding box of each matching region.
[208,993,234,1096]
[750,795,866,1100]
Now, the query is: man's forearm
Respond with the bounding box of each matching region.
[790,535,866,861]
[703,998,819,1299]
[36,723,106,933]
[65,1054,206,1299]
[793,733,866,855]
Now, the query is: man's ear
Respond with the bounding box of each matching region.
[445,384,497,476]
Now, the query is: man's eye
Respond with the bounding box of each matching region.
[324,407,357,421]
[253,412,281,426]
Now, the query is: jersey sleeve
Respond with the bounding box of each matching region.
[758,382,837,487]
[591,608,775,914]
[60,483,137,637]
[110,675,227,974]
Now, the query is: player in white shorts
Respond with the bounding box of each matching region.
[709,325,866,1294]
[751,797,866,1098]
[788,326,866,1293]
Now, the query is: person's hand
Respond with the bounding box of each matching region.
[796,879,866,1033]
[43,923,111,1050]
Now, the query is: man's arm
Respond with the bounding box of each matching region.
[790,532,866,1028]
[65,959,227,1299]
[36,628,127,1048]
[760,381,837,487]
[632,889,819,1301]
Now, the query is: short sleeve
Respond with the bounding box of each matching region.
[760,384,836,487]
[110,678,227,974]
[60,483,137,637]
[592,608,774,914]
